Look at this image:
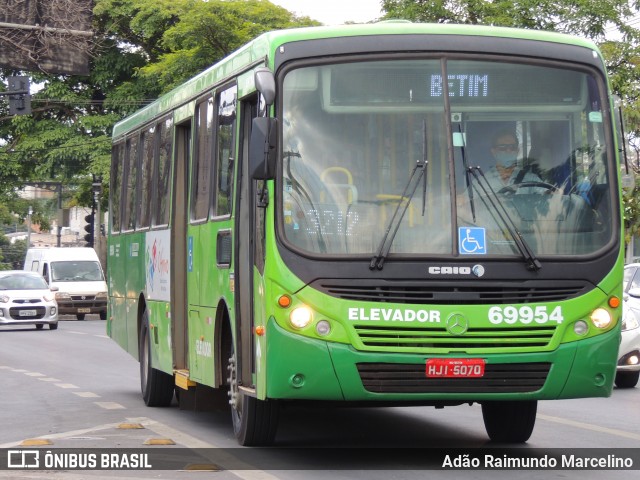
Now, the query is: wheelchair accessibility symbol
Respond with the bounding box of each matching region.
[459,227,487,255]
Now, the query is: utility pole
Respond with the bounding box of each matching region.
[27,206,32,247]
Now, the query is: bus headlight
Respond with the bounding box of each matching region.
[590,308,612,329]
[290,306,313,329]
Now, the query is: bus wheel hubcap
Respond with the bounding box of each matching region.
[227,352,238,409]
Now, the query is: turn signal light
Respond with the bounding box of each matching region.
[277,295,292,308]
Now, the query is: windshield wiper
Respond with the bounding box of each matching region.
[370,156,428,271]
[467,166,542,271]
[421,120,428,216]
[458,125,476,222]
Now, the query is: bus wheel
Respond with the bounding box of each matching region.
[481,400,537,443]
[139,308,174,407]
[227,348,278,446]
[100,311,107,320]
[77,314,85,321]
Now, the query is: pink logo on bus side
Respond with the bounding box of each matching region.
[145,231,171,301]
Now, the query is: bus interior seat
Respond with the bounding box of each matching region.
[320,167,358,204]
[376,194,416,227]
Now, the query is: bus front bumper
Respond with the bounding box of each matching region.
[265,318,619,402]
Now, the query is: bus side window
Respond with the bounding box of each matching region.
[215,85,237,217]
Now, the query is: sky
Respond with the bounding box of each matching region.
[270,0,384,26]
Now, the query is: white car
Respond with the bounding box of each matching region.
[0,270,59,330]
[617,299,640,388]
[617,264,640,388]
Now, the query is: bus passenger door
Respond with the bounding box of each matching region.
[172,122,191,370]
[235,95,260,389]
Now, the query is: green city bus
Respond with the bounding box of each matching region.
[108,22,624,446]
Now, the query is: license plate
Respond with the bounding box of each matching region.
[77,308,91,313]
[426,358,485,378]
[19,310,37,317]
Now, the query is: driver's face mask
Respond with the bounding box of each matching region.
[495,151,518,168]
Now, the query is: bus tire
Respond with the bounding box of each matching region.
[228,348,279,446]
[139,308,174,407]
[77,314,85,321]
[481,400,537,443]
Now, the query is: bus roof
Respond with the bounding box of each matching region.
[112,22,600,139]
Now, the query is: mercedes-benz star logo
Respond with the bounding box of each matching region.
[446,313,469,336]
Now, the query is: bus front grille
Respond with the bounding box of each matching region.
[354,325,556,351]
[357,362,551,394]
[313,279,589,305]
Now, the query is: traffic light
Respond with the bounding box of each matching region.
[8,76,31,115]
[84,212,94,247]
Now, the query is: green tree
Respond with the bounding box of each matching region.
[0,238,27,270]
[382,0,640,39]
[0,235,26,270]
[94,0,318,95]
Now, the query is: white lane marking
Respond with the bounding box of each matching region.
[67,331,88,335]
[538,414,640,441]
[73,391,101,398]
[24,372,46,377]
[94,402,126,410]
[38,377,61,382]
[55,383,79,389]
[127,417,215,448]
[0,422,122,448]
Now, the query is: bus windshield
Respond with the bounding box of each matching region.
[280,58,615,258]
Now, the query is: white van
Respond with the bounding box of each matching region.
[24,247,107,320]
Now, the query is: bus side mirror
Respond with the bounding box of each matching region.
[249,117,277,180]
[255,67,276,107]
